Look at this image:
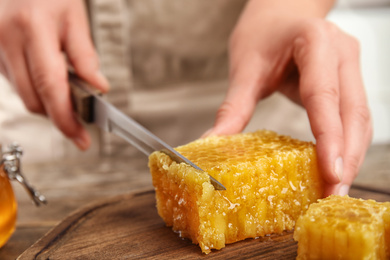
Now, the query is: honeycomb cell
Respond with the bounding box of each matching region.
[149,130,324,254]
[294,195,390,260]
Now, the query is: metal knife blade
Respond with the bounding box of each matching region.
[69,72,226,191]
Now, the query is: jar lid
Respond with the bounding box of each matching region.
[1,143,47,206]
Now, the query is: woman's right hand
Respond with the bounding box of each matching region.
[0,0,109,150]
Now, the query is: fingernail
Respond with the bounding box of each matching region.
[334,157,343,182]
[338,184,350,196]
[72,137,87,150]
[72,131,90,151]
[201,128,215,138]
[96,70,110,92]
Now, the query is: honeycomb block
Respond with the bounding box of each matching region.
[294,195,390,260]
[148,130,324,254]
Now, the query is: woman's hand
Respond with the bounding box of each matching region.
[205,0,372,196]
[0,0,109,150]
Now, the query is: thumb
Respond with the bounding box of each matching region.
[203,59,266,137]
[63,2,109,92]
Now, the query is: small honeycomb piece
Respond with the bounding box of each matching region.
[294,195,390,260]
[148,130,324,254]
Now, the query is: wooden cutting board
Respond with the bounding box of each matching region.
[18,188,390,260]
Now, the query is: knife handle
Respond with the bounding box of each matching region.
[68,72,99,123]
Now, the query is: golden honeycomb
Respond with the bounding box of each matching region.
[0,166,17,248]
[294,195,390,259]
[148,130,324,254]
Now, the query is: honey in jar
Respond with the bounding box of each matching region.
[0,166,17,248]
[0,143,46,248]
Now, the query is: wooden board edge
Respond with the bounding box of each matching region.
[17,189,155,260]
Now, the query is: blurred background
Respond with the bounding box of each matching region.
[0,0,389,162]
[1,2,389,258]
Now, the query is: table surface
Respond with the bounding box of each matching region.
[0,143,389,259]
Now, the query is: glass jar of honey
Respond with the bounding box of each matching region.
[0,164,17,248]
[0,143,46,248]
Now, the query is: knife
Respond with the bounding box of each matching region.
[68,72,226,191]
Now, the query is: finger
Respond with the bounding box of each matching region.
[294,25,344,186]
[25,18,90,150]
[323,182,347,197]
[203,54,266,137]
[0,55,8,76]
[336,36,372,194]
[278,64,302,105]
[63,1,109,93]
[1,44,46,115]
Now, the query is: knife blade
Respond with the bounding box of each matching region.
[68,72,226,191]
